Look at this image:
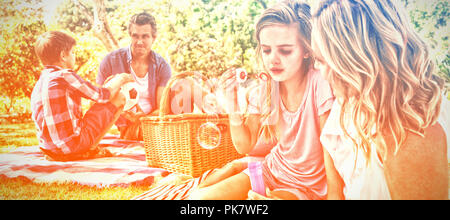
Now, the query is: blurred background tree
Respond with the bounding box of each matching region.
[401,0,449,85]
[0,0,47,114]
[58,0,273,77]
[0,0,448,115]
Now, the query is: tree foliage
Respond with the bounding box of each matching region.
[401,0,450,84]
[56,0,274,77]
[149,0,271,77]
[54,0,450,82]
[0,0,47,113]
[56,0,93,33]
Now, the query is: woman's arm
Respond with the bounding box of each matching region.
[323,148,345,199]
[219,68,262,155]
[229,114,261,154]
[319,110,346,200]
[383,123,448,200]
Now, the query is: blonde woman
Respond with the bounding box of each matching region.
[189,0,334,200]
[312,0,449,199]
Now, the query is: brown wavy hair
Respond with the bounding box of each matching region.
[254,0,314,142]
[312,0,444,161]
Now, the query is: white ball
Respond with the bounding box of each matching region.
[120,82,139,111]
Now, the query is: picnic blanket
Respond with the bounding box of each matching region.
[0,135,169,187]
[133,169,215,200]
[132,156,261,200]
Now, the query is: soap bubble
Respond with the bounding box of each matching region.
[197,122,221,150]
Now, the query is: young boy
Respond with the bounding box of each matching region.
[31,31,133,161]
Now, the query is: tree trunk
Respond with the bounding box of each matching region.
[92,0,119,51]
[72,0,119,51]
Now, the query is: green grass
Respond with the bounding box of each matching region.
[0,176,150,200]
[0,120,150,200]
[0,122,39,153]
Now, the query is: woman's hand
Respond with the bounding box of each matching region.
[217,68,240,114]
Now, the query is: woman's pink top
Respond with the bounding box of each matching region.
[248,68,335,199]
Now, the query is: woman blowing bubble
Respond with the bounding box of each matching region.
[312,0,449,199]
[190,0,335,200]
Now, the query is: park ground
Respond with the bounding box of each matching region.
[0,118,151,200]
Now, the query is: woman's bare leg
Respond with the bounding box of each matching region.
[198,159,248,188]
[189,172,251,200]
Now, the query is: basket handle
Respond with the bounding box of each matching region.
[159,71,211,117]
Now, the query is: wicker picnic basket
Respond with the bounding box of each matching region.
[140,71,244,177]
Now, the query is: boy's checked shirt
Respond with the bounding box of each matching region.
[31,65,113,155]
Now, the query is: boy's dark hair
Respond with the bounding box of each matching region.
[128,12,157,37]
[34,31,76,66]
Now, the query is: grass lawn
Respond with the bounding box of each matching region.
[0,122,39,153]
[0,176,150,200]
[0,120,151,200]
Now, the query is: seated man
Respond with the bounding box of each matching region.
[31,31,133,161]
[97,12,172,140]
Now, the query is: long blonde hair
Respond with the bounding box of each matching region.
[255,0,314,71]
[254,0,314,142]
[312,0,444,161]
